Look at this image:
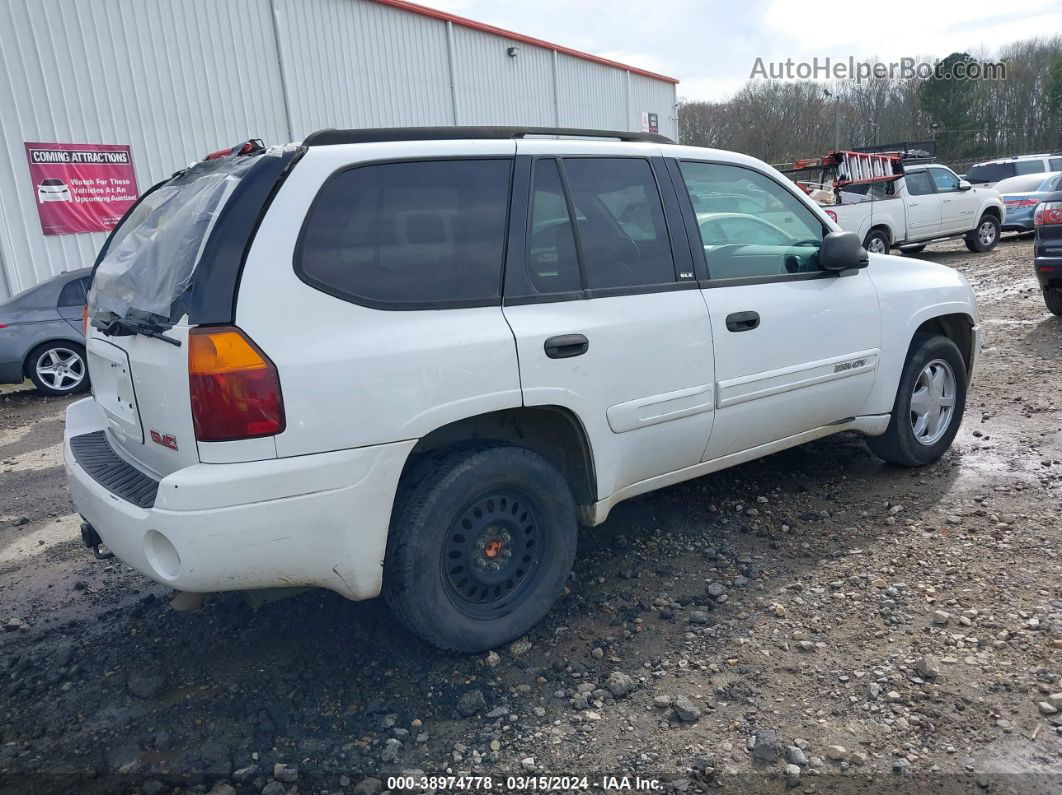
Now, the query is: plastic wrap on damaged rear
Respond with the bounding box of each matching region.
[88,144,301,330]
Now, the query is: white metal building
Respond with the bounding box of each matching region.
[0,0,678,298]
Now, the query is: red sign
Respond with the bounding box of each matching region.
[25,142,139,236]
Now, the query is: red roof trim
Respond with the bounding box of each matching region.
[370,0,679,84]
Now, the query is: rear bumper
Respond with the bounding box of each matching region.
[63,398,414,600]
[1034,256,1062,289]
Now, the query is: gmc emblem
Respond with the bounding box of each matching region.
[150,430,178,451]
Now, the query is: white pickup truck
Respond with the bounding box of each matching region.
[822,163,1006,255]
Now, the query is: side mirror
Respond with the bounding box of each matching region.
[820,230,870,272]
[958,180,972,191]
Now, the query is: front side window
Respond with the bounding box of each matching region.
[562,158,676,290]
[298,159,512,307]
[1049,158,1062,170]
[929,168,961,192]
[679,161,824,280]
[904,171,935,196]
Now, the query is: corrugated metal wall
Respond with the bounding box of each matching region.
[0,0,678,298]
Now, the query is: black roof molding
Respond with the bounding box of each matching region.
[303,126,674,146]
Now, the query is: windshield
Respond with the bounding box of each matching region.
[89,153,260,328]
[966,163,1016,183]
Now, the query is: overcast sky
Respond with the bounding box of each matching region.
[417,0,1062,101]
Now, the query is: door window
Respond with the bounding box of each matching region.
[679,161,824,281]
[904,171,935,196]
[527,159,582,294]
[561,158,676,290]
[297,159,512,308]
[1015,160,1045,176]
[928,168,961,192]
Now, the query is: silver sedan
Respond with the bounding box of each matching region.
[0,268,91,396]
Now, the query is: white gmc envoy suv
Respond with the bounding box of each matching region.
[66,127,979,652]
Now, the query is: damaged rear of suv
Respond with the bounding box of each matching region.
[67,127,978,653]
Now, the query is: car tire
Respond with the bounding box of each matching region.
[26,342,89,396]
[863,228,890,255]
[964,215,1000,252]
[1045,288,1062,316]
[899,244,927,255]
[384,444,577,652]
[866,334,967,467]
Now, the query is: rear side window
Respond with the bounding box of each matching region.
[562,158,675,290]
[57,276,88,308]
[966,163,1015,183]
[1015,159,1046,176]
[527,159,581,293]
[904,171,934,196]
[297,159,513,308]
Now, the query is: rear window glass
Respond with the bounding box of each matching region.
[297,159,512,308]
[57,277,88,308]
[90,152,264,326]
[966,163,1016,183]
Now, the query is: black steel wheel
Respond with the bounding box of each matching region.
[442,488,548,618]
[385,444,577,652]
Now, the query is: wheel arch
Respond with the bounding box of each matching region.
[910,312,976,376]
[397,406,598,507]
[979,203,1002,222]
[864,224,893,249]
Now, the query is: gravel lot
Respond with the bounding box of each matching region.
[1,236,1059,794]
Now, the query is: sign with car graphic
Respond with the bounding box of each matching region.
[24,142,138,235]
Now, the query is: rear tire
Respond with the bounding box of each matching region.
[867,334,967,467]
[1045,288,1062,316]
[964,215,1000,252]
[863,228,890,255]
[384,444,577,652]
[26,342,89,396]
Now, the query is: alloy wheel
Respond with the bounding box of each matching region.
[909,358,956,446]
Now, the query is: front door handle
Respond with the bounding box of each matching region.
[544,334,589,359]
[725,311,760,332]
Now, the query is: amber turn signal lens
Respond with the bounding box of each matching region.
[188,327,285,442]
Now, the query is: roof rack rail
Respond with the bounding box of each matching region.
[302,126,674,146]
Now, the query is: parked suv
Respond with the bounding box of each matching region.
[966,154,1062,188]
[66,128,979,652]
[1033,185,1062,314]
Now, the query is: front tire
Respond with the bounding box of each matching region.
[867,334,967,466]
[26,342,89,396]
[384,445,577,652]
[964,215,1000,252]
[1044,288,1062,316]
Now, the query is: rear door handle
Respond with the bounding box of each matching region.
[725,311,760,332]
[544,334,589,359]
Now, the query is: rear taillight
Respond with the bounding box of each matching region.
[1035,202,1062,226]
[188,327,285,442]
[1005,198,1039,208]
[82,305,88,334]
[825,209,838,223]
